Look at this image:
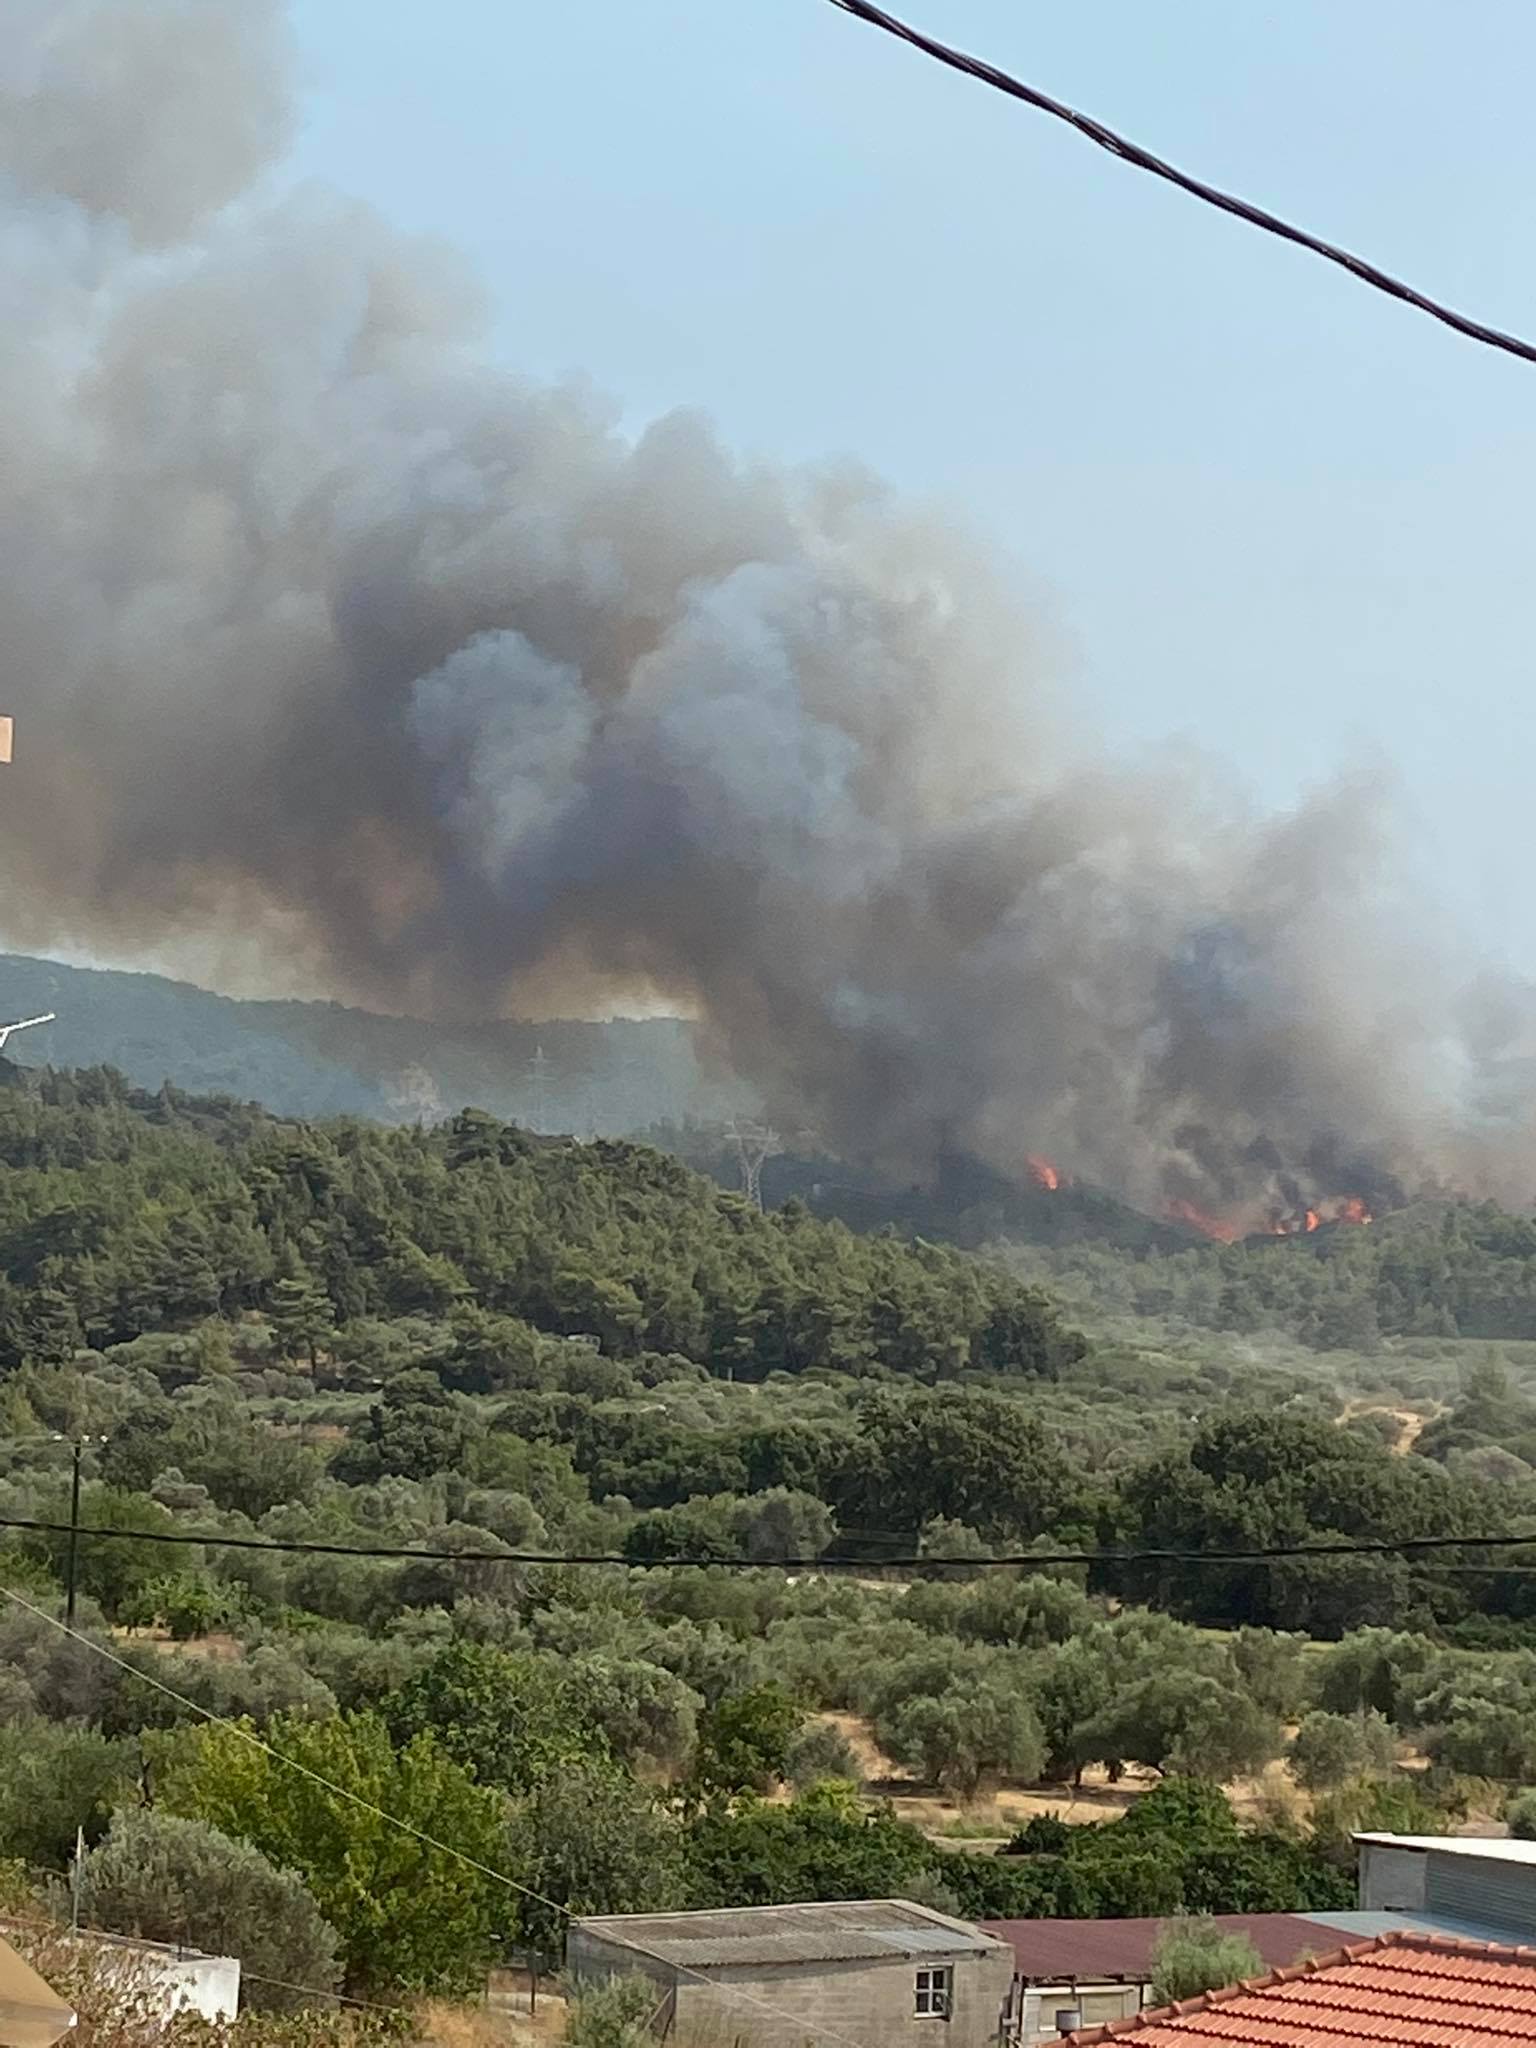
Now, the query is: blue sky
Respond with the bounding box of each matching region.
[284,0,1536,969]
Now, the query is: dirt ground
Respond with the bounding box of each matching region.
[110,1626,243,1661]
[1339,1398,1442,1454]
[822,1711,1146,1845]
[421,1991,567,2048]
[817,1711,1444,1846]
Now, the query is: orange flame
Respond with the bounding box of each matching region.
[1168,1198,1241,1242]
[1270,1207,1323,1237]
[1172,1191,1373,1241]
[1025,1154,1061,1192]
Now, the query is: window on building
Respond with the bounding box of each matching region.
[914,1967,952,2019]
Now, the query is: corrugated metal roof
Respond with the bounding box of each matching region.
[1355,1832,1536,1861]
[1307,1909,1522,1944]
[576,1900,1005,1969]
[981,1914,1355,1983]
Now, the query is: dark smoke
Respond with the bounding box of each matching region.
[0,0,1529,1222]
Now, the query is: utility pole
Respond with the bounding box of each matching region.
[65,1436,83,1626]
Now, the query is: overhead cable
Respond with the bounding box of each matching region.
[0,1588,873,2048]
[5,1510,1534,1569]
[826,0,1536,368]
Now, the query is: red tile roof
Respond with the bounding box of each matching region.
[1066,1933,1536,2048]
[981,1915,1349,1983]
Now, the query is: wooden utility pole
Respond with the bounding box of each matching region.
[64,1438,83,1626]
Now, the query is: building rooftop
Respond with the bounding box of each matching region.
[1310,1908,1532,1946]
[1355,1831,1535,1861]
[983,1913,1418,1983]
[1065,1932,1536,2048]
[985,1909,1527,1982]
[575,1900,1008,1970]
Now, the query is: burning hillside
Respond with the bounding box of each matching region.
[1166,1191,1375,1243]
[1025,1158,1376,1242]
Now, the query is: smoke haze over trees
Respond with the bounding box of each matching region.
[4,0,1536,1227]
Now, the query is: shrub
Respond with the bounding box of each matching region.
[1149,1919,1265,2006]
[1004,1813,1071,1856]
[80,1809,343,2012]
[784,1719,862,1791]
[1288,1710,1396,1791]
[565,1975,664,2048]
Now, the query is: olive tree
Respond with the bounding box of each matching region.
[80,1810,342,2011]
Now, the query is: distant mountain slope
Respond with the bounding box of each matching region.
[0,953,749,1132]
[644,1126,1192,1254]
[0,954,1194,1252]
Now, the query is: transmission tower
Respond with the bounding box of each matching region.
[726,1117,782,1210]
[527,1044,549,1130]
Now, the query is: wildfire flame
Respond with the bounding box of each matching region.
[1167,1198,1241,1242]
[1269,1208,1321,1237]
[1025,1154,1061,1192]
[1171,1194,1374,1242]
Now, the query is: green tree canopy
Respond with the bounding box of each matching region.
[1288,1710,1396,1791]
[509,1765,683,1956]
[383,1641,608,1794]
[158,1710,508,1995]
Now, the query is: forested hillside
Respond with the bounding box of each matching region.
[0,1064,1079,1382]
[645,1124,1190,1253]
[5,1067,1536,2010]
[1014,1202,1536,1350]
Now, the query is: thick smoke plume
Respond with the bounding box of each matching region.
[0,0,1528,1225]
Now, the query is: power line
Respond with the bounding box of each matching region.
[825,0,1536,369]
[234,1971,401,2017]
[0,1593,875,2048]
[3,1510,1535,1569]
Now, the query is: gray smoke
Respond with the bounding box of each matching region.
[0,0,1528,1224]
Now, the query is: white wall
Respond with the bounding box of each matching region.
[142,1951,241,2022]
[1020,1983,1145,2044]
[73,1941,241,2023]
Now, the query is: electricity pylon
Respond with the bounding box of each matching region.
[726,1117,781,1210]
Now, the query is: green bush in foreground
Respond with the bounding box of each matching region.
[1149,1918,1265,2006]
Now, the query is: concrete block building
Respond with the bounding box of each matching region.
[568,1899,1015,2047]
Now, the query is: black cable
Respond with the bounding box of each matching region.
[4,1510,1534,1570]
[826,0,1536,368]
